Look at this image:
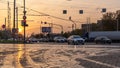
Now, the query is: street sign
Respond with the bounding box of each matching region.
[2,24,5,29]
[42,27,51,33]
[23,16,27,19]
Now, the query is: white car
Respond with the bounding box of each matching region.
[67,35,85,45]
[54,36,67,43]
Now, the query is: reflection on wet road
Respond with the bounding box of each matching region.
[0,44,26,68]
[0,43,120,68]
[15,44,25,68]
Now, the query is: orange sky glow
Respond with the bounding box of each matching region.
[0,0,120,35]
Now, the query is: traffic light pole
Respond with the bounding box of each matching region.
[23,0,26,44]
[13,0,16,43]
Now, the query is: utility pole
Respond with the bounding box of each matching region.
[86,17,91,32]
[8,1,11,30]
[13,0,16,42]
[5,17,6,30]
[23,0,27,43]
[16,7,18,30]
[16,7,18,42]
[13,0,16,30]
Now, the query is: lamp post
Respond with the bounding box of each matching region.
[52,23,63,34]
[69,16,76,31]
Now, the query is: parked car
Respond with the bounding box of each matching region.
[95,36,112,44]
[67,35,85,45]
[54,36,67,43]
[27,38,39,43]
[42,38,50,42]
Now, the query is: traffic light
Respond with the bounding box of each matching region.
[79,10,83,14]
[63,10,67,14]
[102,8,106,12]
[21,20,26,26]
[44,22,47,24]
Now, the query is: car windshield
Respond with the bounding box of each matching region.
[96,36,109,40]
[73,36,81,38]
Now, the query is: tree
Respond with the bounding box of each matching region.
[91,23,99,31]
[101,11,119,31]
[71,29,83,35]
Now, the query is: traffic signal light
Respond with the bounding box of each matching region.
[63,10,67,14]
[44,22,47,24]
[21,20,26,26]
[102,8,106,12]
[79,10,83,14]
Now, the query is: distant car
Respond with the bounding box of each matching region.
[8,38,17,41]
[54,36,67,43]
[67,35,85,45]
[27,38,41,43]
[41,38,49,42]
[95,36,112,44]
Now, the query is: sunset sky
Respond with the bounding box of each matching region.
[0,0,120,35]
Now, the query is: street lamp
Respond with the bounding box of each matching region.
[69,16,76,31]
[52,23,63,34]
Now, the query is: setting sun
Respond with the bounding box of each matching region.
[18,27,23,33]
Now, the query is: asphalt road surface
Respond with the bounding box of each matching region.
[0,43,120,68]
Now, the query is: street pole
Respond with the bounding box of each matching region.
[23,0,26,43]
[69,16,76,31]
[16,7,18,42]
[13,0,16,30]
[5,17,6,30]
[86,17,91,32]
[13,0,16,43]
[16,7,18,29]
[72,20,76,30]
[8,1,11,30]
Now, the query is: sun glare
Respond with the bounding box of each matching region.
[19,27,23,33]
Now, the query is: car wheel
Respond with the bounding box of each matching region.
[73,41,76,45]
[95,41,98,44]
[82,43,84,45]
[71,41,74,45]
[108,42,111,44]
[68,42,70,45]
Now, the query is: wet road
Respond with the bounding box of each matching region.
[0,43,120,68]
